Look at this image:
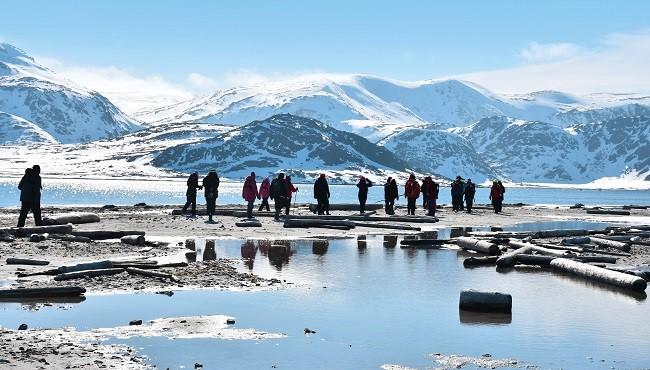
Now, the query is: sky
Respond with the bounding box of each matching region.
[2,0,650,113]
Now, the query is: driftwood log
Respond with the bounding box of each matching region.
[401,239,450,246]
[54,268,125,281]
[496,244,534,268]
[351,221,421,231]
[589,237,631,252]
[6,258,50,266]
[42,213,100,225]
[121,235,146,246]
[463,256,498,267]
[126,267,178,282]
[550,258,647,292]
[586,209,631,216]
[561,236,592,245]
[49,234,92,243]
[533,229,590,238]
[71,230,145,240]
[58,260,113,273]
[456,237,501,255]
[459,290,512,313]
[283,219,355,230]
[308,203,383,212]
[235,219,262,227]
[284,214,437,224]
[9,224,73,237]
[0,287,86,298]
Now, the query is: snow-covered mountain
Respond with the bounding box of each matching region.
[449,115,650,182]
[136,74,650,143]
[380,127,499,181]
[151,114,407,182]
[0,43,141,144]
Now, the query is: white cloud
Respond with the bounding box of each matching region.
[37,59,196,115]
[187,72,219,92]
[518,41,582,63]
[455,30,650,94]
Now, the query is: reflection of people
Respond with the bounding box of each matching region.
[241,241,258,270]
[17,165,43,227]
[383,235,398,248]
[268,244,292,270]
[312,240,329,255]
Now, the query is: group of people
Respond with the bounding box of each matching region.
[14,166,507,228]
[179,170,508,222]
[182,170,299,221]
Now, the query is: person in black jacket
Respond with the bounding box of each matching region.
[202,169,220,222]
[464,178,476,213]
[182,172,202,216]
[383,177,392,215]
[313,174,330,215]
[17,167,43,227]
[356,176,373,214]
[270,173,289,220]
[384,177,398,215]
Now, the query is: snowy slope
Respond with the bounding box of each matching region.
[151,114,407,182]
[0,111,57,145]
[380,126,499,181]
[138,74,650,143]
[452,115,650,183]
[0,43,141,144]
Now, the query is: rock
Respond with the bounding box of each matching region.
[155,291,174,297]
[101,205,116,209]
[29,234,41,242]
[304,328,316,334]
[134,203,147,207]
[18,324,28,330]
[194,363,203,368]
[226,319,235,325]
[128,320,142,326]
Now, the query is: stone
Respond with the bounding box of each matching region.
[128,320,142,326]
[18,324,28,330]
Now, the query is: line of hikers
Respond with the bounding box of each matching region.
[181,171,507,222]
[14,166,507,227]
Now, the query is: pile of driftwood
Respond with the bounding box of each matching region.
[15,259,185,282]
[456,225,650,293]
[282,214,436,231]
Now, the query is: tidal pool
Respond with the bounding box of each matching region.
[1,226,649,369]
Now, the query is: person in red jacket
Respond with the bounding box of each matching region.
[285,176,298,215]
[489,180,504,214]
[404,174,421,215]
[258,177,271,212]
[242,172,260,218]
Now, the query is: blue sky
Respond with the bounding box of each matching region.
[2,0,650,112]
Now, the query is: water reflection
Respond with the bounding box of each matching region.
[459,309,512,325]
[267,242,293,270]
[203,240,217,261]
[383,235,398,248]
[241,241,258,270]
[312,240,329,256]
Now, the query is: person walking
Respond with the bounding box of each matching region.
[17,166,43,227]
[270,173,289,220]
[181,172,202,216]
[202,169,220,222]
[464,178,476,213]
[387,178,399,215]
[356,176,373,214]
[404,174,420,215]
[242,172,260,218]
[284,176,298,215]
[489,180,504,214]
[313,174,330,215]
[258,177,271,212]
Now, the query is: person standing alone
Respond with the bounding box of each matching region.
[356,176,373,214]
[313,174,330,215]
[270,173,289,220]
[17,165,43,227]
